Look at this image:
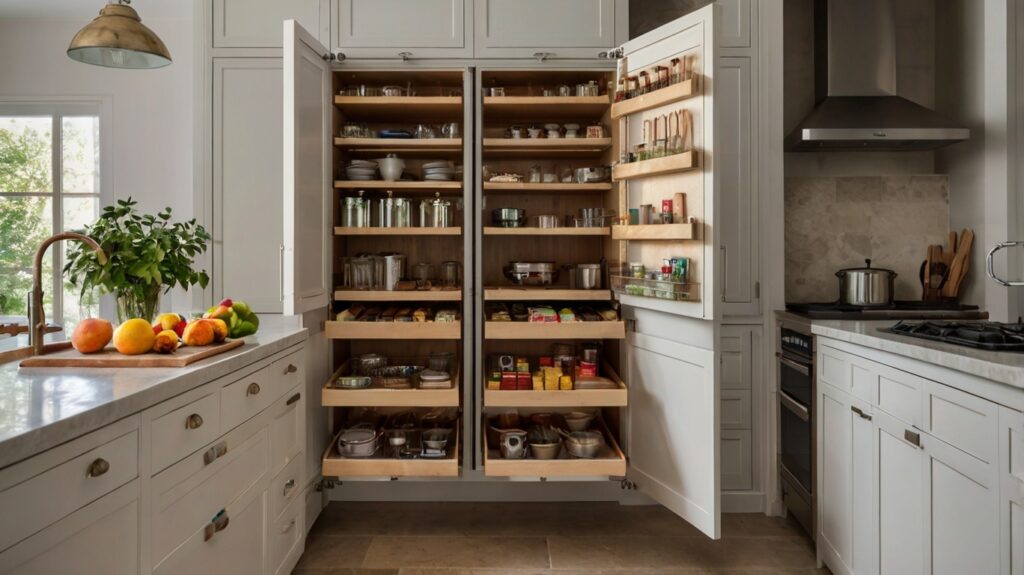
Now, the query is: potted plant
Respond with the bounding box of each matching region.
[64,198,210,323]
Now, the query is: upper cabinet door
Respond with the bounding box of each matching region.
[332,0,473,59]
[283,21,332,316]
[475,0,619,59]
[213,0,329,48]
[716,0,751,48]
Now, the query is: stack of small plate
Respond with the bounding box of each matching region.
[423,161,456,181]
[345,159,378,180]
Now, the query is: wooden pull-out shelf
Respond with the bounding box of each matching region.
[334,227,461,236]
[484,362,626,408]
[482,418,625,478]
[611,151,696,181]
[483,182,612,193]
[485,321,625,340]
[611,222,699,241]
[322,360,460,407]
[322,424,460,478]
[334,289,462,302]
[326,321,462,340]
[483,288,611,301]
[333,96,463,121]
[483,227,610,237]
[610,79,697,119]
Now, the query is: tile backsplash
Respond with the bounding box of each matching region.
[785,175,950,302]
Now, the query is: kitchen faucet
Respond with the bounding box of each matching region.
[29,232,107,356]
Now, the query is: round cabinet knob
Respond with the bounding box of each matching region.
[246,382,261,396]
[284,364,298,374]
[186,413,204,430]
[86,458,110,478]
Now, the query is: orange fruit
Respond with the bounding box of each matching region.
[182,319,215,346]
[71,318,113,354]
[152,330,179,354]
[113,318,156,355]
[206,318,228,342]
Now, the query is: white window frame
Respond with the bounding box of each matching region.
[0,97,113,324]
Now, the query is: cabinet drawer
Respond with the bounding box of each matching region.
[152,391,221,472]
[268,486,304,575]
[153,481,265,575]
[272,350,305,399]
[720,389,751,429]
[877,369,924,428]
[0,429,138,552]
[270,453,304,522]
[151,424,269,566]
[923,380,998,464]
[221,365,273,433]
[270,386,305,477]
[818,346,852,393]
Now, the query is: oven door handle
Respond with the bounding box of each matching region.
[779,391,810,422]
[776,352,811,376]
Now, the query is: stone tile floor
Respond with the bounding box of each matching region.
[292,502,832,575]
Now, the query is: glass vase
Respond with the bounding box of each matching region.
[115,285,161,324]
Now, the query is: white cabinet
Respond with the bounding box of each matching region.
[875,409,924,575]
[1000,407,1024,575]
[818,383,854,572]
[212,58,285,313]
[213,0,328,48]
[719,325,761,495]
[333,0,473,58]
[717,0,752,48]
[474,0,621,59]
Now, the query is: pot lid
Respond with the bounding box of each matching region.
[836,258,897,276]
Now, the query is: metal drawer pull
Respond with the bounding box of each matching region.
[86,458,110,478]
[203,441,228,465]
[283,478,296,496]
[246,382,261,396]
[204,509,229,542]
[285,363,298,374]
[775,352,811,376]
[851,406,872,421]
[281,519,295,534]
[904,429,922,448]
[286,392,301,406]
[186,413,204,430]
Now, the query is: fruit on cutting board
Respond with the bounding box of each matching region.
[207,318,228,343]
[204,298,259,338]
[152,330,179,354]
[71,318,113,354]
[113,318,157,355]
[182,319,216,346]
[152,313,187,337]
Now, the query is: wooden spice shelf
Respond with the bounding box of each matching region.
[322,361,460,407]
[611,222,699,241]
[483,182,612,193]
[484,363,627,407]
[483,288,612,301]
[334,227,461,236]
[326,321,462,340]
[482,96,610,121]
[610,79,697,119]
[334,180,462,190]
[611,151,696,181]
[482,227,609,237]
[482,419,625,478]
[322,425,459,478]
[484,321,625,340]
[333,137,462,155]
[333,96,463,121]
[334,289,462,302]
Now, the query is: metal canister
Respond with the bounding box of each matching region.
[420,192,453,228]
[384,253,407,291]
[639,204,655,225]
[376,191,411,228]
[342,192,370,227]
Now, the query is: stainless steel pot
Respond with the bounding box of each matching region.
[337,425,381,458]
[492,208,526,228]
[569,263,603,290]
[420,193,453,228]
[835,259,897,307]
[504,261,558,286]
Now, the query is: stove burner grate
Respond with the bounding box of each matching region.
[883,320,1024,352]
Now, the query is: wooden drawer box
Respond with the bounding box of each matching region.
[0,420,138,552]
[151,391,221,473]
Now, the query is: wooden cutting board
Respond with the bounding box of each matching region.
[19,339,244,368]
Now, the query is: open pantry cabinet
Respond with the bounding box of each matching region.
[284,3,723,539]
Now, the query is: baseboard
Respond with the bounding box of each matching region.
[722,490,765,513]
[327,479,654,503]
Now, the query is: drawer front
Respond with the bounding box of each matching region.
[0,430,138,552]
[819,346,852,393]
[271,350,305,399]
[270,453,304,522]
[270,387,305,476]
[153,483,265,575]
[268,488,304,575]
[221,365,274,433]
[850,362,878,405]
[877,369,923,428]
[152,427,269,565]
[152,392,221,472]
[720,389,751,429]
[923,380,998,464]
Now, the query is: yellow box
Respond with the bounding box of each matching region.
[532,372,544,390]
[559,374,573,390]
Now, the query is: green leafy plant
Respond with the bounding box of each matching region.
[64,198,210,321]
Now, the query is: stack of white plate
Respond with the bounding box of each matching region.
[345,159,378,180]
[423,160,456,181]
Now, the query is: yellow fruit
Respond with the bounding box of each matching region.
[152,330,179,354]
[206,318,228,342]
[113,318,156,355]
[71,318,113,354]
[182,320,215,346]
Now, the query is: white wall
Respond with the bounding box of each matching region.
[0,10,197,311]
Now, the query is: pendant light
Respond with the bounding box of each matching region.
[67,0,171,69]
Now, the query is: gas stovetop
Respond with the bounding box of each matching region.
[881,320,1024,352]
[785,301,987,320]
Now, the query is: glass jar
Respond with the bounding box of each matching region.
[440,261,461,288]
[342,193,370,227]
[413,262,434,283]
[351,257,373,290]
[370,255,387,290]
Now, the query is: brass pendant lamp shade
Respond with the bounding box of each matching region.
[67,1,171,69]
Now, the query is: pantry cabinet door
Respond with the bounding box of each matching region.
[213,0,328,48]
[283,20,332,316]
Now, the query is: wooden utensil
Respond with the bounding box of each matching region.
[943,228,974,298]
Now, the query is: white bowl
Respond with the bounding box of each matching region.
[376,157,405,181]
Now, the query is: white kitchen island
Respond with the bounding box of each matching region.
[808,318,1023,575]
[0,316,312,575]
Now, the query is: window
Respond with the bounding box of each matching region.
[0,100,109,329]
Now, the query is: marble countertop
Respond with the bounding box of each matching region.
[0,315,307,470]
[776,311,1024,390]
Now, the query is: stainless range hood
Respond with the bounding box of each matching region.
[786,0,970,151]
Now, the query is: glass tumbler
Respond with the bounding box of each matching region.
[440,261,461,288]
[370,255,387,290]
[351,257,372,290]
[413,262,434,283]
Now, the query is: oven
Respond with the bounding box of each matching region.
[777,317,815,539]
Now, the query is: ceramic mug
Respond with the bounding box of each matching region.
[499,429,529,459]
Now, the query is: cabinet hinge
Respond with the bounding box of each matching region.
[600,47,624,59]
[316,478,337,491]
[624,318,637,333]
[619,478,638,490]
